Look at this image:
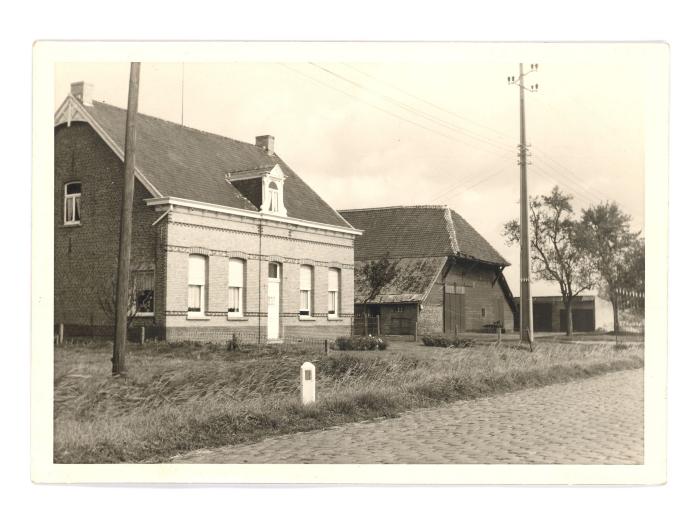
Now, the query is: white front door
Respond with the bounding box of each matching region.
[267,263,281,340]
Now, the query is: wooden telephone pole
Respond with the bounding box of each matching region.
[508,63,539,348]
[113,62,141,375]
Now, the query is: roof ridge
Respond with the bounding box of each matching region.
[339,204,448,212]
[92,100,262,151]
[443,207,460,255]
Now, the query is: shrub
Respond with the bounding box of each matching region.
[421,334,474,348]
[334,335,389,351]
[226,333,240,352]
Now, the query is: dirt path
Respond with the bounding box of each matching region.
[172,369,643,464]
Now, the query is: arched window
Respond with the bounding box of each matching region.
[328,268,340,317]
[188,254,207,315]
[228,258,245,317]
[299,265,313,317]
[268,181,279,212]
[64,182,81,224]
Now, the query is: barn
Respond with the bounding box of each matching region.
[339,206,516,337]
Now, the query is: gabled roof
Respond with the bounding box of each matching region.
[56,98,353,230]
[339,205,509,266]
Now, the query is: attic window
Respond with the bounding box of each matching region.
[64,182,81,225]
[268,182,279,212]
[225,164,287,217]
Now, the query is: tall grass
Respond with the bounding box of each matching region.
[54,338,643,463]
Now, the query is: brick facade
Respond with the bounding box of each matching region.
[54,122,162,337]
[160,208,355,342]
[55,122,355,343]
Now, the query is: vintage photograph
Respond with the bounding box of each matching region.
[34,43,666,481]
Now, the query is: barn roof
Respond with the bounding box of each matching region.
[339,205,509,266]
[57,98,353,229]
[353,256,448,304]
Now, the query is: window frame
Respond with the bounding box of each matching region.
[268,182,279,212]
[63,181,82,225]
[132,269,155,317]
[228,258,245,318]
[299,264,313,318]
[187,254,207,318]
[327,268,341,319]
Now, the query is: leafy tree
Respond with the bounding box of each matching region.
[503,186,597,336]
[577,202,642,333]
[357,252,400,335]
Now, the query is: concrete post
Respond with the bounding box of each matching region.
[59,323,64,344]
[140,326,146,345]
[300,361,316,405]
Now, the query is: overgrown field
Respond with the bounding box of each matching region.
[54,337,644,463]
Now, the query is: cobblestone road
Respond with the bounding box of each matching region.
[173,369,643,464]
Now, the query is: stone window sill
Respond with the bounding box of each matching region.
[187,313,210,321]
[227,315,248,321]
[298,316,316,321]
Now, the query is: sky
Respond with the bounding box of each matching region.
[55,56,646,297]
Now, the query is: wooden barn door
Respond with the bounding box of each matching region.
[444,284,466,333]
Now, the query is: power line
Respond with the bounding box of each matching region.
[309,63,515,155]
[283,62,627,214]
[343,63,515,144]
[333,63,622,209]
[279,63,516,157]
[529,164,600,207]
[424,151,513,201]
[534,156,611,204]
[432,165,511,204]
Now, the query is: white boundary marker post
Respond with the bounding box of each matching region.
[300,361,316,405]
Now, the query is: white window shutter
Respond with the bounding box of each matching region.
[229,258,244,287]
[300,265,312,290]
[328,268,339,291]
[188,255,206,285]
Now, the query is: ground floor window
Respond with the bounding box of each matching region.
[299,265,313,316]
[228,258,245,317]
[132,270,154,316]
[328,268,340,316]
[188,254,207,314]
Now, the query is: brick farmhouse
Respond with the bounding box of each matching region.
[54,82,361,343]
[339,206,516,336]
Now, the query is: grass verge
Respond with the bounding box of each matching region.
[54,338,643,463]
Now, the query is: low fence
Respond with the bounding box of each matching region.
[54,323,337,352]
[350,316,418,339]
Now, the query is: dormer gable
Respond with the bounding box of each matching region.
[225,163,288,217]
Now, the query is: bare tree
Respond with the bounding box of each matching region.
[98,274,153,330]
[357,252,400,335]
[504,186,597,336]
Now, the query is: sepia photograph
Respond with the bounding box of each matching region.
[31,42,667,484]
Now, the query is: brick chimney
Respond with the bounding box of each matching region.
[71,81,94,106]
[255,135,275,155]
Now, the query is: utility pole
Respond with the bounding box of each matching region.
[113,62,141,375]
[508,63,538,348]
